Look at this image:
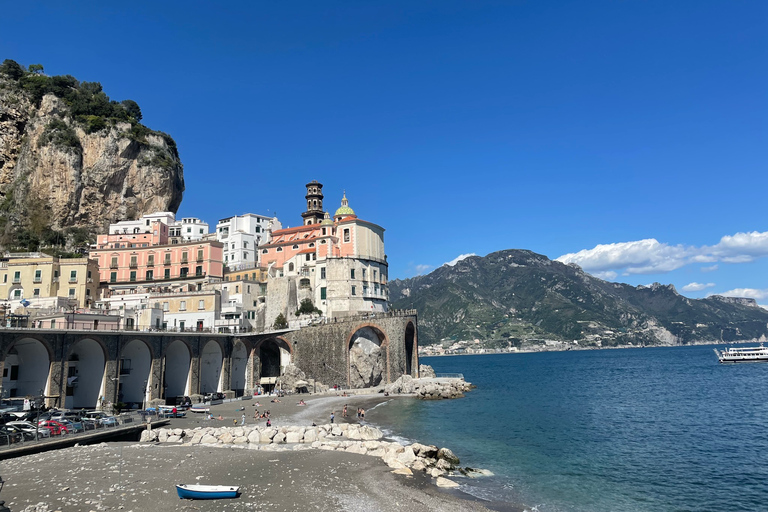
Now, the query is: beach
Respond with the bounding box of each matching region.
[0,393,518,512]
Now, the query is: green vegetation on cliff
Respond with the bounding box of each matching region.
[0,59,184,253]
[1,59,142,129]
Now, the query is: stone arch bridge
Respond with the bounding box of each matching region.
[0,312,418,409]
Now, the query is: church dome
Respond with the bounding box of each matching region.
[321,212,334,226]
[334,192,355,218]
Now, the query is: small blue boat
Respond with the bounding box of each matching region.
[176,484,240,499]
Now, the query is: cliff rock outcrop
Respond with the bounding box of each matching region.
[0,63,184,239]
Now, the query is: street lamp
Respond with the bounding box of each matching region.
[142,380,147,411]
[35,389,43,441]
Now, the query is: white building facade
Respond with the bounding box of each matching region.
[217,214,282,270]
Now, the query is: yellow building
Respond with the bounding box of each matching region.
[0,253,99,308]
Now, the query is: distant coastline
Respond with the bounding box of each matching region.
[418,338,758,358]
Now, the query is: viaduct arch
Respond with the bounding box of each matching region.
[0,312,418,408]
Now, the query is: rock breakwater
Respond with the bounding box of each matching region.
[142,422,483,484]
[385,375,474,399]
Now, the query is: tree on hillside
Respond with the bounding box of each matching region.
[28,63,44,75]
[0,59,24,79]
[121,99,142,121]
[273,313,288,329]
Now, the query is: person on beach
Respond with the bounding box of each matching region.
[360,408,365,420]
[217,415,224,420]
[343,405,347,417]
[241,413,246,425]
[330,411,335,423]
[266,418,271,427]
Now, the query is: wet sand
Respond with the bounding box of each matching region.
[0,394,522,511]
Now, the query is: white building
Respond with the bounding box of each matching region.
[169,217,209,242]
[107,212,177,235]
[105,212,209,244]
[217,214,281,270]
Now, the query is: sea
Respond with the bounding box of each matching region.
[366,344,768,512]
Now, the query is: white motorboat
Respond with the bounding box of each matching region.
[713,344,768,363]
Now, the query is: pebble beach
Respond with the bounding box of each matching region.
[0,393,519,512]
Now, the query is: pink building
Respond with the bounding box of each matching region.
[90,240,224,288]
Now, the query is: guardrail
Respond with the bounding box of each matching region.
[0,410,152,449]
[434,373,464,379]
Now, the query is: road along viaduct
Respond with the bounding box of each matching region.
[0,311,418,409]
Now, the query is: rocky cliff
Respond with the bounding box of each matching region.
[0,60,184,247]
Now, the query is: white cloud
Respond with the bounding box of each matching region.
[443,253,476,267]
[701,265,718,273]
[556,230,768,279]
[593,270,618,280]
[719,288,768,301]
[681,282,716,292]
[414,264,432,275]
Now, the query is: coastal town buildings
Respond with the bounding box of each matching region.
[260,181,388,324]
[89,240,224,294]
[169,217,209,243]
[216,214,281,270]
[0,253,99,309]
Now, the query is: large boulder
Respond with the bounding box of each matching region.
[437,447,460,466]
[419,364,436,378]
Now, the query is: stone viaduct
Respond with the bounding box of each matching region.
[0,311,418,409]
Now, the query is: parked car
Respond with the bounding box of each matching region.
[6,421,50,439]
[58,419,84,433]
[80,419,98,430]
[38,420,69,436]
[84,411,118,426]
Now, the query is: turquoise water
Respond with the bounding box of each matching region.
[367,346,768,512]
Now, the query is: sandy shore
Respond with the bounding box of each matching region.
[0,393,522,512]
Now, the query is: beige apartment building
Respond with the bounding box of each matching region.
[0,253,99,308]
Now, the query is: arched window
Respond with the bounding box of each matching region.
[293,245,299,250]
[288,263,294,272]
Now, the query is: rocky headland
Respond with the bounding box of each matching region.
[0,60,184,246]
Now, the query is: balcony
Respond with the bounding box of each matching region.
[33,278,42,283]
[163,260,172,266]
[69,278,78,283]
[110,263,118,269]
[52,277,59,283]
[12,278,20,284]
[129,262,137,268]
[146,262,154,267]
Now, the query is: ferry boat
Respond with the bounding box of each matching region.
[713,344,768,363]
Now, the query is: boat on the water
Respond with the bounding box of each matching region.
[713,344,768,363]
[176,484,240,499]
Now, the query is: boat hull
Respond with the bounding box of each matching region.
[176,485,240,499]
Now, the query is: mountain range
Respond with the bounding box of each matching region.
[389,249,768,347]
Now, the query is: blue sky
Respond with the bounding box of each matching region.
[3,1,767,302]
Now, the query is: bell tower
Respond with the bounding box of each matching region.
[302,180,325,225]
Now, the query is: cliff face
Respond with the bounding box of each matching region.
[0,73,184,236]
